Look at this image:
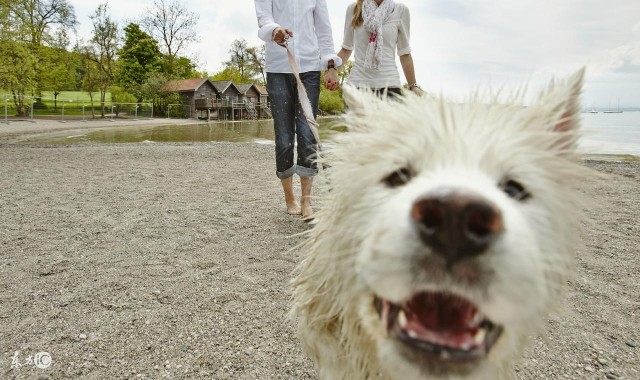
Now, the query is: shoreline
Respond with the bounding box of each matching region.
[2,118,639,162]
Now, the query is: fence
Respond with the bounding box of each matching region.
[1,93,154,122]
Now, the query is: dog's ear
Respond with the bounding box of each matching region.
[531,68,585,152]
[548,68,584,133]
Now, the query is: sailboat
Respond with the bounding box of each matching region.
[603,98,623,113]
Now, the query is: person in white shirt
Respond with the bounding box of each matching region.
[255,0,341,219]
[338,0,420,98]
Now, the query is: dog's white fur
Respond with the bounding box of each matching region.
[290,70,592,379]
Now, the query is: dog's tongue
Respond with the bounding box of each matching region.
[401,292,482,350]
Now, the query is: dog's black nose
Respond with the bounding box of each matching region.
[411,193,503,265]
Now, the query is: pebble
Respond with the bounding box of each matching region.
[584,365,594,372]
[605,373,617,379]
[79,334,87,340]
[598,358,609,365]
[625,341,636,348]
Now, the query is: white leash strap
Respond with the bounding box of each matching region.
[284,40,321,147]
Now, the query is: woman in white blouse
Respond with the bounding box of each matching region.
[338,0,420,97]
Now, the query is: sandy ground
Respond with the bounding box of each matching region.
[0,120,638,379]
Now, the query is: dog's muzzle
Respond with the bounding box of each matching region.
[411,192,504,267]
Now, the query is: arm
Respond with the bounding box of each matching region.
[400,54,421,93]
[255,0,279,42]
[337,48,352,65]
[397,5,421,93]
[255,0,292,47]
[314,0,343,70]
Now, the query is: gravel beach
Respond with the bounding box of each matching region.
[1,119,638,379]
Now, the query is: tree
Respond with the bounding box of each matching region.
[116,23,162,101]
[8,0,77,46]
[140,0,198,75]
[164,55,198,79]
[139,72,180,117]
[224,39,253,82]
[222,39,265,84]
[0,40,37,116]
[246,45,266,85]
[210,67,247,83]
[89,2,118,117]
[39,29,76,110]
[76,43,100,118]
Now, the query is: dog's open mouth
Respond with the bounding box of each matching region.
[375,292,503,361]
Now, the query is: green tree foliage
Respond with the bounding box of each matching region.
[0,40,37,116]
[139,72,180,117]
[116,23,162,101]
[246,45,266,85]
[166,56,198,79]
[110,85,136,104]
[210,66,248,83]
[39,30,77,110]
[89,2,118,117]
[75,44,101,118]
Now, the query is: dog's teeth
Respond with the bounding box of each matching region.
[474,328,487,345]
[398,310,407,329]
[471,312,483,326]
[407,330,418,339]
[461,342,471,351]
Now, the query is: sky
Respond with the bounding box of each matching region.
[68,0,640,108]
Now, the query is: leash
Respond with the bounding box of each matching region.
[284,38,322,150]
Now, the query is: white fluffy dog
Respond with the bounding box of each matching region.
[291,70,591,379]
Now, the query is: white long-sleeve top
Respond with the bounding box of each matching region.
[255,0,342,73]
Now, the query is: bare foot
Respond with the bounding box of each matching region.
[287,201,302,215]
[301,176,314,220]
[301,202,313,220]
[281,177,301,215]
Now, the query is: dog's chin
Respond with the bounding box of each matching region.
[372,291,504,378]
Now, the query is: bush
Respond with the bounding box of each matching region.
[319,88,344,115]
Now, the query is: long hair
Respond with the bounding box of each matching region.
[351,0,364,27]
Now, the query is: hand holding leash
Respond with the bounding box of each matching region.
[272,27,292,47]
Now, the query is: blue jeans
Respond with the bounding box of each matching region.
[266,71,320,179]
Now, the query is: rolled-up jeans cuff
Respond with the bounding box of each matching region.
[276,165,297,180]
[276,165,318,179]
[296,165,318,177]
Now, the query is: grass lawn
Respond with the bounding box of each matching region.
[40,91,111,103]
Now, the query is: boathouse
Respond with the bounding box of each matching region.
[163,78,271,120]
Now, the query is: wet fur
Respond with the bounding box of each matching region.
[291,70,591,379]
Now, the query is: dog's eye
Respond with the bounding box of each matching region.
[501,179,531,201]
[384,168,413,187]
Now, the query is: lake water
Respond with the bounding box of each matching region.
[580,111,640,156]
[24,112,640,157]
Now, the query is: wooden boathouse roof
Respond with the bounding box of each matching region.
[163,78,216,93]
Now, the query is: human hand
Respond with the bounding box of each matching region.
[324,69,339,91]
[272,27,293,47]
[409,85,424,96]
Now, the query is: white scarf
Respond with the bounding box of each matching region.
[362,0,395,69]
